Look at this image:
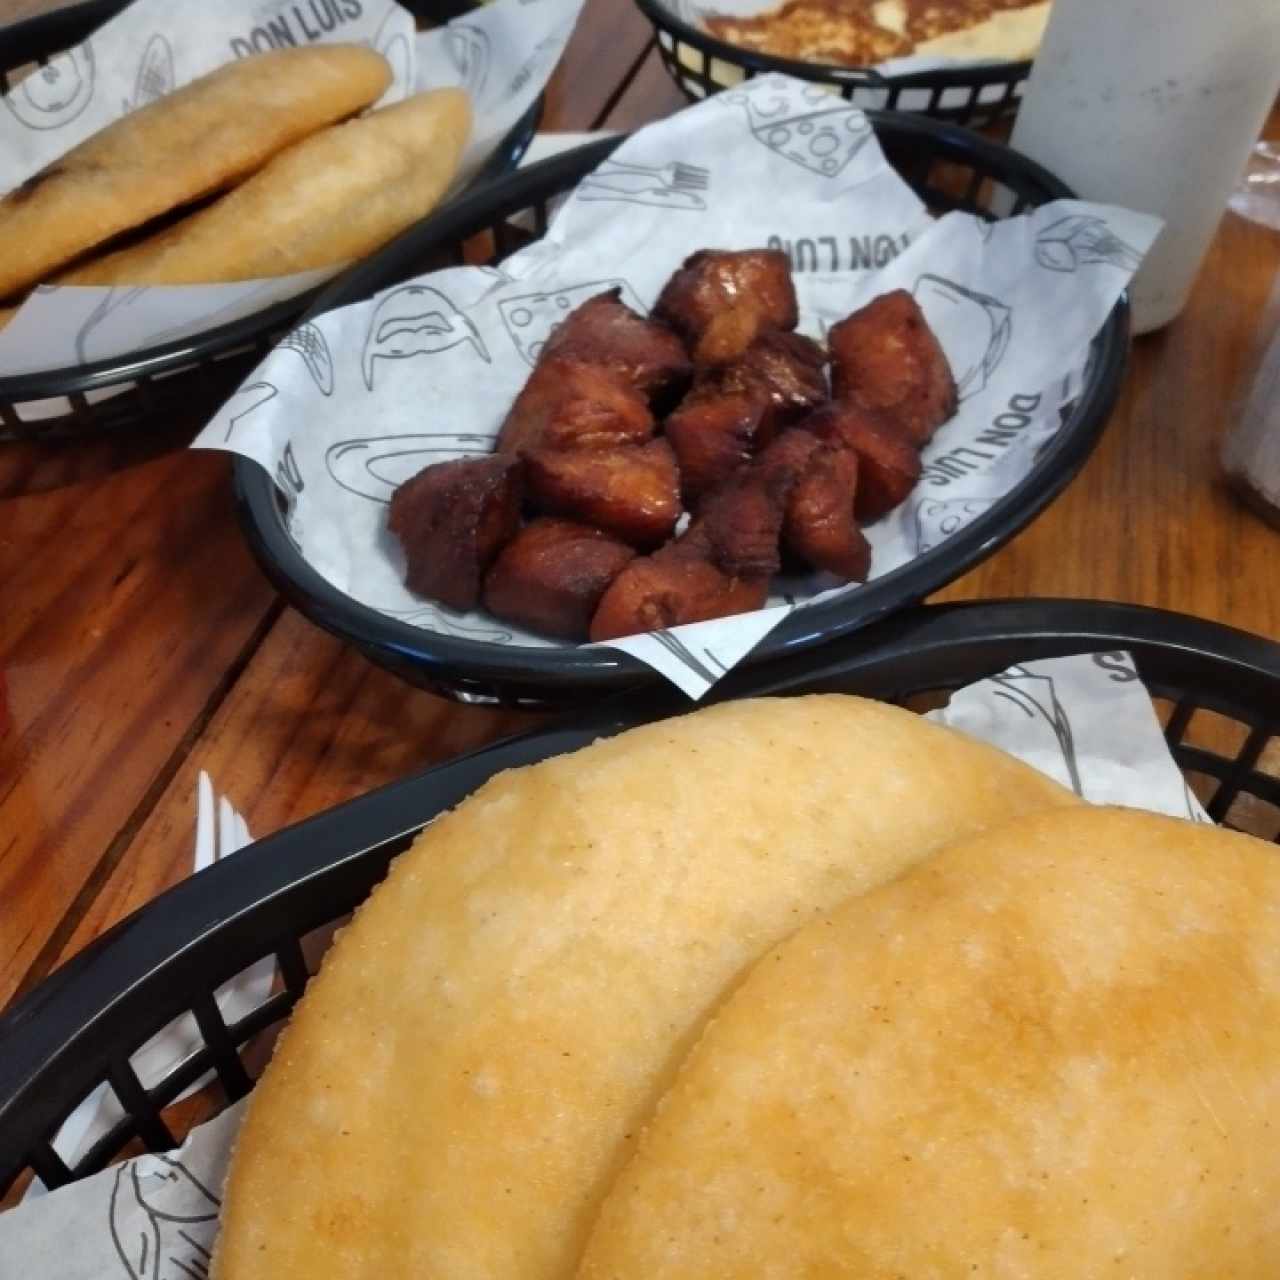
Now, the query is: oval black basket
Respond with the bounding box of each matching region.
[633,0,1034,125]
[0,0,542,443]
[1,599,1278,1198]
[235,118,1130,709]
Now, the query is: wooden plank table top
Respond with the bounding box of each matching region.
[1,0,1279,1013]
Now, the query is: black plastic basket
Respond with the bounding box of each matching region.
[633,0,1034,125]
[2,599,1279,1199]
[0,0,542,443]
[235,120,1130,709]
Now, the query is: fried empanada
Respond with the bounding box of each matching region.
[580,809,1280,1280]
[213,699,1078,1280]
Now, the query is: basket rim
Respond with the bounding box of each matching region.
[631,0,1034,89]
[2,597,1279,1194]
[233,119,1131,700]
[0,0,543,404]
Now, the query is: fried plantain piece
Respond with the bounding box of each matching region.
[496,356,655,457]
[388,454,522,612]
[828,289,957,445]
[784,441,870,580]
[803,400,922,522]
[482,519,636,642]
[524,438,681,550]
[715,330,828,433]
[665,389,769,506]
[542,288,692,407]
[654,248,798,366]
[588,528,769,642]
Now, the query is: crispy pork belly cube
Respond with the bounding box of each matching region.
[697,466,791,579]
[588,530,770,643]
[654,249,798,366]
[482,519,636,642]
[524,438,681,550]
[827,289,957,445]
[542,288,692,406]
[388,455,522,612]
[497,356,655,457]
[802,400,922,523]
[784,442,870,581]
[715,330,828,433]
[665,390,769,506]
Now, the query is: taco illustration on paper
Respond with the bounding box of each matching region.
[989,666,1083,797]
[325,432,492,504]
[124,34,175,113]
[5,42,95,130]
[361,284,490,391]
[109,1156,220,1280]
[498,279,646,366]
[724,81,871,178]
[1034,214,1143,274]
[912,274,1012,402]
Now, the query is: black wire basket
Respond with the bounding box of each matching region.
[1,599,1278,1200]
[632,0,1035,125]
[0,0,542,443]
[234,119,1130,709]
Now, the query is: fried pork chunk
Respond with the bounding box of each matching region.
[589,525,769,642]
[665,331,828,504]
[803,400,922,522]
[698,466,791,579]
[541,288,692,406]
[524,438,681,550]
[654,248,799,365]
[716,329,828,432]
[482,519,636,641]
[827,289,957,445]
[783,440,870,580]
[665,390,769,505]
[496,356,655,457]
[751,428,869,580]
[389,455,522,612]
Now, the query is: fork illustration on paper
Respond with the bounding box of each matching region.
[577,159,710,211]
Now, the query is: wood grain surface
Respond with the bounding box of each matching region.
[0,0,1278,1014]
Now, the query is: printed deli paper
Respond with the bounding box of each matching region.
[0,0,583,377]
[196,74,1159,698]
[0,652,1209,1274]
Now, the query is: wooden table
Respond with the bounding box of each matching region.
[1,0,1278,1014]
